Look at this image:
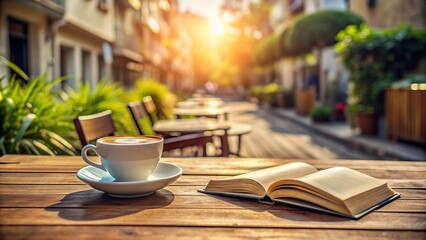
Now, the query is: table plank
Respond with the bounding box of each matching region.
[1,226,424,240]
[1,185,424,199]
[1,173,426,188]
[2,155,426,171]
[0,208,425,230]
[1,155,425,239]
[0,192,424,213]
[1,164,425,182]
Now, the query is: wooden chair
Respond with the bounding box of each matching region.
[141,96,251,156]
[73,110,115,146]
[141,95,186,137]
[142,96,159,125]
[226,122,252,156]
[127,102,214,156]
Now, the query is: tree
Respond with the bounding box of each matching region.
[287,10,363,104]
[287,10,364,56]
[215,0,272,89]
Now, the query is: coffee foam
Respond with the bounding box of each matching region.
[99,136,161,145]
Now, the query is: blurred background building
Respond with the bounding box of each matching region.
[265,0,425,106]
[0,0,194,92]
[1,0,424,94]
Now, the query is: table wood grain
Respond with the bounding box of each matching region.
[153,119,230,133]
[0,155,425,239]
[173,107,229,119]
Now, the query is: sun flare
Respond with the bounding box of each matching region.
[211,18,225,35]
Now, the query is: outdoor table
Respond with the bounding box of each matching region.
[173,106,230,120]
[0,155,425,239]
[187,97,223,102]
[153,118,231,156]
[176,99,225,108]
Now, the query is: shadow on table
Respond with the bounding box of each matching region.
[45,189,174,221]
[205,194,351,222]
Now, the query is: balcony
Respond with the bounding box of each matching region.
[15,0,65,19]
[113,25,143,63]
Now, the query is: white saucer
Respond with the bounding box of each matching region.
[76,162,182,198]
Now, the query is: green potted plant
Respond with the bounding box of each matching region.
[309,106,333,122]
[336,24,426,135]
[262,83,284,107]
[356,104,379,135]
[249,85,263,104]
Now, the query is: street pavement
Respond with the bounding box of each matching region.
[226,101,378,160]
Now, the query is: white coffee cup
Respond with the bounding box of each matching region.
[81,135,163,182]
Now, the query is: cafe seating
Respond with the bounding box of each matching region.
[141,96,161,125]
[141,96,194,136]
[141,95,252,156]
[127,102,213,157]
[223,122,252,156]
[73,110,115,146]
[74,109,213,156]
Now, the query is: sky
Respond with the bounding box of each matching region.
[178,0,225,19]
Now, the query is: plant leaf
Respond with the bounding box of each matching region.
[44,130,77,155]
[31,139,55,156]
[20,139,41,155]
[0,136,6,156]
[9,113,36,153]
[0,56,30,82]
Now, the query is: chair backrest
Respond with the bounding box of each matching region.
[73,110,116,146]
[127,102,147,135]
[142,96,157,125]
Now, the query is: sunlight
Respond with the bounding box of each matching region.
[211,18,225,35]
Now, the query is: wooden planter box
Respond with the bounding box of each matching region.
[358,112,378,135]
[296,89,316,115]
[386,88,426,145]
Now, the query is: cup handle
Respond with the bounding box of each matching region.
[81,144,105,171]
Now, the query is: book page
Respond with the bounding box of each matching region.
[293,167,387,201]
[269,167,396,216]
[232,162,318,191]
[204,162,318,197]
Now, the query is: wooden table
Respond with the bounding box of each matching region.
[153,118,231,156]
[0,155,425,239]
[176,100,224,108]
[173,107,230,120]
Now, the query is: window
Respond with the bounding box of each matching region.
[60,46,74,90]
[8,17,29,82]
[82,50,92,84]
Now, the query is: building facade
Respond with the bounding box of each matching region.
[0,0,193,92]
[349,0,426,29]
[269,0,349,105]
[56,0,115,89]
[0,0,65,80]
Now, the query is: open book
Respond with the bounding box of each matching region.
[199,162,400,219]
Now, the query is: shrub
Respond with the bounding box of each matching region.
[255,10,363,66]
[336,24,426,114]
[288,10,363,56]
[249,85,264,101]
[63,80,138,142]
[132,79,176,120]
[262,83,283,106]
[255,33,282,66]
[0,58,178,154]
[0,58,77,156]
[309,106,333,122]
